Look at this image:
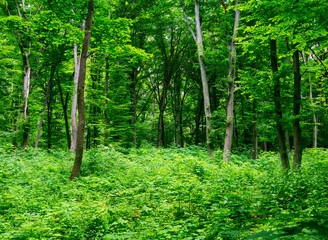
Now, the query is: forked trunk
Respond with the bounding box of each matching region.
[270,39,290,170]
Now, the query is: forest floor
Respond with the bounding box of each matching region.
[1,145,328,239]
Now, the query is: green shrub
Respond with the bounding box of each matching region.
[1,147,328,239]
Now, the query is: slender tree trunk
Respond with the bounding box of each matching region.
[70,43,80,151]
[157,77,170,147]
[70,0,94,181]
[223,1,240,162]
[195,0,213,155]
[194,93,203,145]
[179,110,184,147]
[157,109,165,147]
[313,109,318,148]
[304,53,318,148]
[86,126,90,150]
[9,0,31,149]
[270,39,290,170]
[174,110,179,147]
[12,100,19,148]
[132,71,138,147]
[47,89,53,149]
[263,139,267,152]
[35,65,56,148]
[292,47,302,169]
[22,49,31,149]
[252,101,258,159]
[104,57,109,146]
[57,77,71,150]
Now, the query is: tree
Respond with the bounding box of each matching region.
[70,0,94,181]
[223,0,240,162]
[180,0,213,155]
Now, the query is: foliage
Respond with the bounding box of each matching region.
[1,147,328,239]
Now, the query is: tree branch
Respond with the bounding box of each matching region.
[310,47,328,74]
[180,0,197,43]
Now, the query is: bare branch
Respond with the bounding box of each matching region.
[180,0,197,43]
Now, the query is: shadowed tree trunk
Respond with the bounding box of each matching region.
[35,65,56,148]
[252,100,258,159]
[292,47,302,169]
[270,39,290,170]
[57,76,71,150]
[104,57,110,146]
[70,0,94,181]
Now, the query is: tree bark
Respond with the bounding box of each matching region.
[252,101,258,159]
[47,87,53,149]
[303,52,318,148]
[179,111,184,147]
[35,65,56,148]
[223,1,240,162]
[70,0,94,181]
[9,0,32,149]
[22,49,31,149]
[270,39,290,170]
[104,57,110,146]
[131,70,138,147]
[57,77,71,150]
[195,0,213,155]
[194,93,203,145]
[292,48,302,169]
[70,43,80,152]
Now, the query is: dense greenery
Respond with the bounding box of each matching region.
[1,0,328,160]
[1,1,328,238]
[1,146,328,239]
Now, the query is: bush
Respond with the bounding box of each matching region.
[1,147,328,239]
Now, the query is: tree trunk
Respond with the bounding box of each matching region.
[57,77,71,150]
[270,39,290,170]
[86,126,90,150]
[70,43,80,151]
[35,65,56,148]
[132,71,138,147]
[252,101,258,159]
[157,109,165,147]
[9,0,31,149]
[22,49,31,149]
[194,93,203,145]
[308,75,318,148]
[179,110,184,147]
[70,0,94,181]
[104,57,109,146]
[47,88,53,149]
[313,113,318,148]
[174,110,179,147]
[157,75,170,147]
[223,2,240,161]
[292,48,302,169]
[195,0,213,156]
[304,52,318,148]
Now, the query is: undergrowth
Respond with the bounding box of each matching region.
[0,146,328,239]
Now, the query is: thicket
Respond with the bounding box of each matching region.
[1,146,328,239]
